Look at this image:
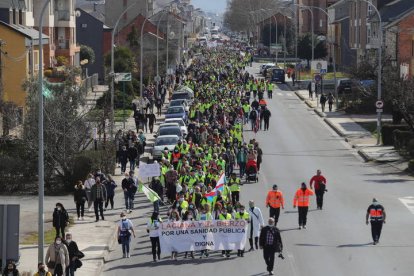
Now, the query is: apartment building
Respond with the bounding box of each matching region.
[105,0,154,30]
[298,0,339,36]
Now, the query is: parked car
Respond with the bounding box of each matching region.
[152,135,180,160]
[271,68,286,83]
[171,92,193,103]
[169,99,190,112]
[154,125,183,140]
[260,63,276,75]
[165,106,187,122]
[165,118,188,136]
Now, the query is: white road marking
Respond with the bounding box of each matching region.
[277,92,283,96]
[399,197,414,214]
[286,93,293,97]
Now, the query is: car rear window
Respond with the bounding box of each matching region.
[155,137,178,146]
[167,107,184,114]
[159,128,181,136]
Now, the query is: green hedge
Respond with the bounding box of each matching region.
[393,130,414,151]
[408,159,414,173]
[381,124,410,146]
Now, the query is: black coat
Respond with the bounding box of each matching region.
[65,240,80,259]
[119,150,128,163]
[128,147,138,161]
[74,187,87,204]
[259,226,283,252]
[53,208,69,228]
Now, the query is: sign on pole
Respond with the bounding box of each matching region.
[311,60,328,71]
[138,163,161,179]
[115,73,132,82]
[320,69,327,74]
[375,100,384,109]
[154,75,161,83]
[314,74,322,82]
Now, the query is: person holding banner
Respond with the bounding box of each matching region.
[197,204,213,258]
[248,200,264,251]
[219,208,232,258]
[235,205,250,257]
[147,212,162,262]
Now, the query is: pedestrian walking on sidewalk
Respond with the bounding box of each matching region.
[147,212,162,262]
[122,172,137,213]
[83,174,95,211]
[73,181,87,220]
[53,203,69,238]
[320,94,327,112]
[155,96,163,116]
[118,212,136,258]
[366,198,386,245]
[127,145,138,172]
[90,178,107,222]
[292,71,296,86]
[308,82,313,99]
[293,183,314,229]
[45,236,69,276]
[266,185,284,225]
[247,200,264,251]
[147,113,157,133]
[34,263,52,276]
[64,233,84,276]
[309,169,327,210]
[2,261,19,276]
[119,146,128,174]
[327,93,335,112]
[259,218,283,276]
[104,174,117,210]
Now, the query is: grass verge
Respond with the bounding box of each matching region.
[22,217,74,245]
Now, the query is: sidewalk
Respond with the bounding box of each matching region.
[289,82,405,164]
[14,105,166,276]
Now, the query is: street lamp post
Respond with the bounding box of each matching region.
[110,2,137,138]
[348,0,382,144]
[37,0,51,262]
[156,11,168,97]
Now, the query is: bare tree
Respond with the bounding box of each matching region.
[23,68,93,189]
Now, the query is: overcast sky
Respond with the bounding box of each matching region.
[192,0,227,13]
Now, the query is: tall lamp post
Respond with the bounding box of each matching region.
[37,0,51,262]
[156,11,169,97]
[348,0,382,144]
[110,2,137,138]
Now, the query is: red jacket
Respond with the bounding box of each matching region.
[309,175,327,190]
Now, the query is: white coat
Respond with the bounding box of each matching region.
[248,206,264,238]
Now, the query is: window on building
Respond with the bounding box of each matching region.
[19,9,22,24]
[33,50,39,71]
[12,8,16,24]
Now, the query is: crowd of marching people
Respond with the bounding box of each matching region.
[132,45,277,262]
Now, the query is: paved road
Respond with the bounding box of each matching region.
[102,63,414,276]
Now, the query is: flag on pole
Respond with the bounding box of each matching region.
[204,173,226,202]
[138,181,161,203]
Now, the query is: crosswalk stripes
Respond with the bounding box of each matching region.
[399,196,414,214]
[274,92,294,97]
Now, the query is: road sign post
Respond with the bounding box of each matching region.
[115,73,132,129]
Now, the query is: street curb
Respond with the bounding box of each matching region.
[304,99,314,109]
[294,91,305,101]
[94,224,118,276]
[314,108,326,118]
[357,149,372,162]
[323,118,345,137]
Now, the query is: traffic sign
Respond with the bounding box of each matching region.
[154,75,161,82]
[375,100,384,109]
[376,108,383,113]
[314,74,322,82]
[115,73,132,82]
[320,69,327,74]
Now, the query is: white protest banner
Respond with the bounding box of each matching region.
[138,162,160,179]
[158,220,248,255]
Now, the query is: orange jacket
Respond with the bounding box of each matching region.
[293,188,315,207]
[266,190,284,208]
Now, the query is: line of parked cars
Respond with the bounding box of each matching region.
[152,86,192,160]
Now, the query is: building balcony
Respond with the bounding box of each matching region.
[55,10,75,27]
